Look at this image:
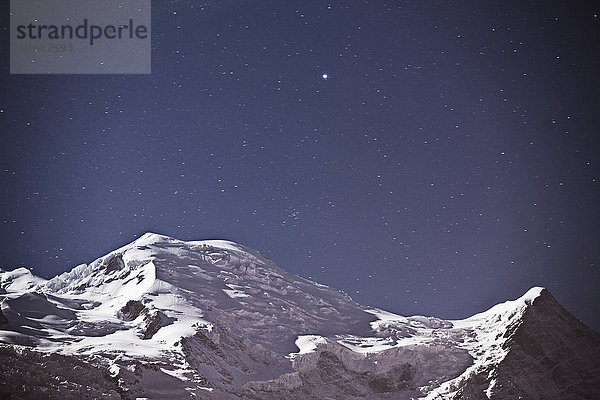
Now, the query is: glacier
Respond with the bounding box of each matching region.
[1,232,598,399]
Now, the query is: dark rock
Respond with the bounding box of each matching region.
[119,300,146,321]
[0,345,122,400]
[143,311,162,339]
[0,308,7,325]
[455,289,600,400]
[368,363,415,393]
[104,255,124,274]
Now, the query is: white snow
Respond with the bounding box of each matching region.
[419,287,545,400]
[0,235,214,384]
[188,239,241,252]
[485,377,497,399]
[0,267,47,292]
[131,232,174,247]
[0,232,549,400]
[109,363,120,378]
[337,335,398,353]
[287,335,327,359]
[223,284,251,298]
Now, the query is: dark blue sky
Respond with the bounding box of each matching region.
[2,1,599,330]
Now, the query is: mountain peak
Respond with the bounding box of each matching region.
[128,232,245,253]
[1,237,598,399]
[0,267,47,293]
[521,285,545,305]
[132,231,176,246]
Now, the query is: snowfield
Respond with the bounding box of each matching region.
[1,233,597,399]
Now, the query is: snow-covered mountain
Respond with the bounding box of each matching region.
[1,233,599,399]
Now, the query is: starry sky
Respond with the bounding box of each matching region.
[2,1,600,331]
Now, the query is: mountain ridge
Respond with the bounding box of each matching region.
[1,233,599,399]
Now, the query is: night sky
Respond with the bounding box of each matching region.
[2,1,600,331]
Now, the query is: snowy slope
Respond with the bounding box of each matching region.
[1,233,598,399]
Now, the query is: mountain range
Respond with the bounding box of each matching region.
[1,232,599,399]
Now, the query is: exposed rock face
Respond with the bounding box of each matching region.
[105,254,125,274]
[240,336,473,399]
[0,308,8,325]
[0,345,123,400]
[118,300,170,339]
[0,233,598,399]
[119,299,146,320]
[453,289,600,400]
[434,289,600,400]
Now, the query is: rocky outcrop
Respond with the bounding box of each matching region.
[104,254,124,274]
[119,300,146,320]
[118,300,170,339]
[453,289,600,400]
[0,308,7,325]
[0,345,122,400]
[241,337,472,399]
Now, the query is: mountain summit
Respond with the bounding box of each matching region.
[1,233,599,399]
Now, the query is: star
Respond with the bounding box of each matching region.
[1,0,599,332]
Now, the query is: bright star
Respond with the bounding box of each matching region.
[322,73,329,80]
